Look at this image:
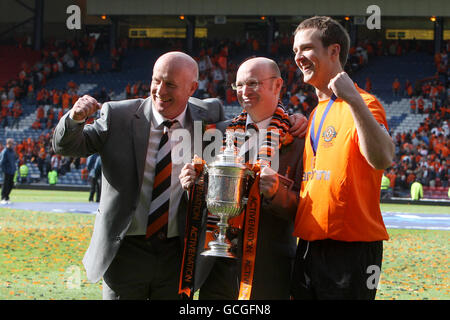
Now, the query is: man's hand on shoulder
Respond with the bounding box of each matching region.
[289,113,308,138]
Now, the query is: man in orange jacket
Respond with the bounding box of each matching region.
[291,16,394,300]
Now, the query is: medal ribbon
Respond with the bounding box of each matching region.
[310,94,337,156]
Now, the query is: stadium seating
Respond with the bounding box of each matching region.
[379,97,431,135]
[352,52,437,104]
[423,186,449,199]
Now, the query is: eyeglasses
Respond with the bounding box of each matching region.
[231,76,278,91]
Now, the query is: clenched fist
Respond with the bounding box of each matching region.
[69,95,102,121]
[328,72,360,104]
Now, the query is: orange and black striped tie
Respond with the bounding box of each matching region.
[146,120,176,240]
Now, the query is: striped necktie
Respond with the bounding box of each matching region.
[146,120,176,240]
[243,123,259,164]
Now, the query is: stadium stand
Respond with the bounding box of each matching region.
[0,45,41,87]
[424,186,449,199]
[0,33,448,199]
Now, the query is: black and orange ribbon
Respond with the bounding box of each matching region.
[237,169,262,300]
[179,159,206,298]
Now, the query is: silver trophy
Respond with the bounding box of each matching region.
[201,131,253,258]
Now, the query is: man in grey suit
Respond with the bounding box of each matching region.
[52,51,225,299]
[180,57,304,299]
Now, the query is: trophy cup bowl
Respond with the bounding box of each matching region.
[201,131,251,258]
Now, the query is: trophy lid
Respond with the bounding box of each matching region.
[210,130,245,168]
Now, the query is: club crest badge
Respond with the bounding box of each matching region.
[322,126,337,143]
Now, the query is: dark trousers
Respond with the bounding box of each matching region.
[102,235,183,300]
[1,173,14,200]
[198,258,239,300]
[88,177,101,202]
[291,239,383,300]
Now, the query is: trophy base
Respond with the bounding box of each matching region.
[201,241,236,259]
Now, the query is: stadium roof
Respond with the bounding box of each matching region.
[87,0,450,17]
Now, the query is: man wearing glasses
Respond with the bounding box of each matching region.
[180,57,306,299]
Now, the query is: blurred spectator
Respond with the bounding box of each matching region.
[365,77,372,93]
[410,180,423,200]
[48,169,58,185]
[59,156,71,176]
[1,139,17,204]
[196,72,209,98]
[125,83,131,99]
[87,154,101,202]
[52,90,61,108]
[37,147,47,179]
[11,101,23,129]
[18,162,29,184]
[81,166,89,181]
[410,98,416,114]
[51,154,61,173]
[380,174,392,199]
[392,78,401,97]
[198,50,212,74]
[417,96,424,114]
[405,79,413,97]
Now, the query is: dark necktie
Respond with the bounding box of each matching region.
[243,123,259,164]
[146,120,176,240]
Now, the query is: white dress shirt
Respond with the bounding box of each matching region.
[126,105,188,237]
[239,114,272,163]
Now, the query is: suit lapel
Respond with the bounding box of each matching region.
[133,98,152,189]
[186,102,209,159]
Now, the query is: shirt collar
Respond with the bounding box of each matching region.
[246,113,272,130]
[152,104,187,129]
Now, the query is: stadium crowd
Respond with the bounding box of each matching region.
[389,114,449,192]
[385,45,449,194]
[122,34,380,118]
[0,33,448,197]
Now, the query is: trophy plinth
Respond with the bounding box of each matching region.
[200,219,235,258]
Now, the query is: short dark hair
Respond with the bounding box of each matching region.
[294,16,350,68]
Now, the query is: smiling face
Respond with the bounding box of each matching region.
[150,52,198,119]
[293,28,338,91]
[235,58,282,122]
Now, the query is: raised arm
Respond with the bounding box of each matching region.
[328,72,395,169]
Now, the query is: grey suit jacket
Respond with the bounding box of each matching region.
[194,119,304,298]
[52,96,224,283]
